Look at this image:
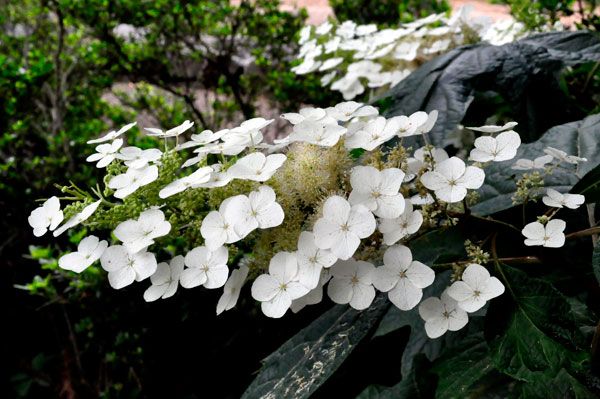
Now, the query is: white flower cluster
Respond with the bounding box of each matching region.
[38,99,587,341]
[293,6,530,100]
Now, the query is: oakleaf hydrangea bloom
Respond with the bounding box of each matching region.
[405,146,449,181]
[324,101,378,122]
[143,255,184,302]
[58,235,108,273]
[53,200,102,237]
[86,138,123,168]
[373,245,434,310]
[100,246,157,289]
[395,111,428,137]
[181,246,229,289]
[421,157,485,203]
[288,118,347,147]
[200,198,244,251]
[418,289,469,339]
[466,121,517,133]
[511,155,553,170]
[158,166,212,198]
[313,196,376,260]
[87,121,136,144]
[327,259,375,310]
[251,252,309,318]
[226,186,284,238]
[544,146,587,164]
[295,231,337,289]
[542,189,585,209]
[108,164,159,199]
[344,116,401,151]
[469,130,521,162]
[522,219,566,248]
[116,147,162,169]
[28,196,63,237]
[348,166,405,219]
[228,152,286,182]
[291,269,332,313]
[216,265,249,315]
[114,209,171,254]
[281,107,327,125]
[446,264,504,312]
[177,129,227,150]
[145,120,194,138]
[378,200,423,245]
[192,164,232,188]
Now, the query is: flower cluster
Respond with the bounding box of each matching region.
[293,6,534,100]
[34,96,591,340]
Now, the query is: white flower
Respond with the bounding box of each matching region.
[200,198,243,251]
[289,118,347,147]
[373,245,435,310]
[315,21,333,36]
[113,209,171,254]
[298,25,311,44]
[295,231,337,289]
[58,235,108,273]
[410,193,435,206]
[143,255,184,302]
[331,74,364,100]
[511,155,553,170]
[393,41,420,61]
[53,200,102,237]
[421,157,485,203]
[177,129,226,150]
[405,146,449,181]
[313,196,376,260]
[344,116,400,151]
[413,110,439,135]
[418,289,469,339]
[87,122,137,144]
[336,21,357,39]
[145,120,194,138]
[324,36,341,54]
[325,101,378,122]
[349,166,405,219]
[107,164,159,199]
[228,152,286,182]
[28,196,63,237]
[191,164,232,188]
[378,200,423,245]
[216,265,249,315]
[522,219,566,248]
[327,259,376,310]
[86,139,123,168]
[158,166,212,198]
[469,130,521,162]
[319,57,344,71]
[180,246,229,289]
[281,107,327,125]
[447,264,505,312]
[356,24,377,36]
[291,58,322,75]
[100,245,157,289]
[542,188,585,209]
[222,118,273,147]
[116,147,162,169]
[466,121,517,133]
[225,186,284,238]
[321,71,337,86]
[544,146,588,164]
[251,252,309,318]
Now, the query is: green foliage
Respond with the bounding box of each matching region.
[329,0,450,26]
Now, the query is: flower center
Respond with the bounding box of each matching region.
[341,223,349,231]
[402,222,408,228]
[350,276,359,284]
[543,235,549,241]
[280,283,287,291]
[203,266,209,272]
[309,256,317,263]
[443,311,450,318]
[449,180,456,186]
[372,190,380,198]
[256,170,262,175]
[473,290,481,297]
[399,271,407,278]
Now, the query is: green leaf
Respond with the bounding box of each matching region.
[472,113,600,215]
[242,296,389,399]
[487,264,589,382]
[520,368,596,399]
[409,226,466,265]
[431,333,493,399]
[591,240,600,284]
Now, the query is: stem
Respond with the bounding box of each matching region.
[586,203,598,247]
[565,226,600,240]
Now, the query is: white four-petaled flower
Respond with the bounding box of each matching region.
[421,157,485,203]
[181,245,229,289]
[226,186,285,238]
[100,245,157,289]
[418,289,469,339]
[542,188,585,209]
[143,255,184,302]
[327,259,376,310]
[469,130,521,162]
[295,231,337,289]
[522,219,566,248]
[108,164,159,199]
[251,252,309,318]
[53,200,101,237]
[86,139,123,168]
[28,196,64,237]
[227,152,286,182]
[349,166,405,219]
[313,196,376,260]
[378,200,423,245]
[216,265,249,315]
[58,235,108,273]
[87,122,137,144]
[114,209,171,254]
[373,245,435,310]
[446,264,504,312]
